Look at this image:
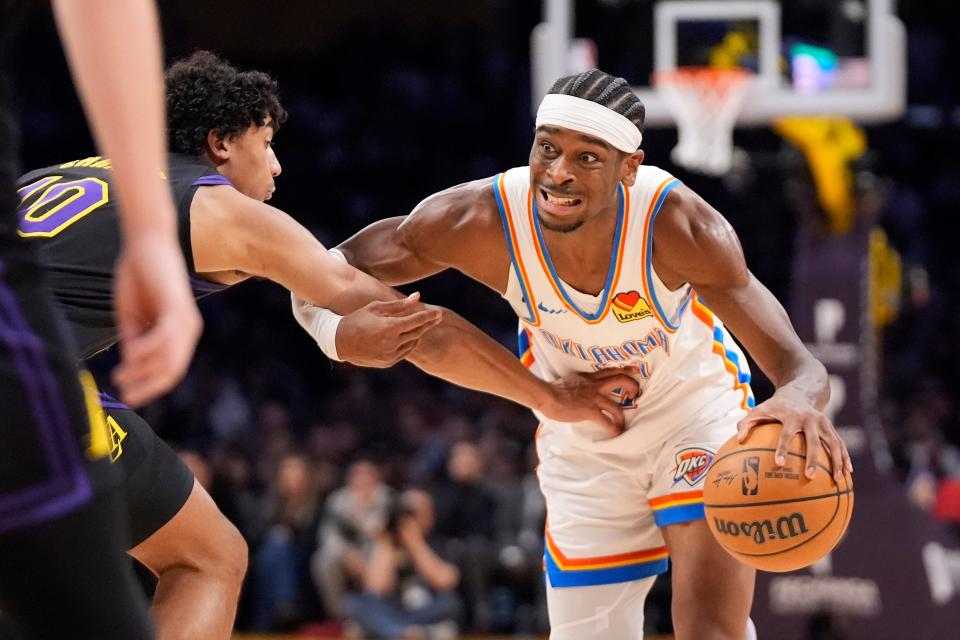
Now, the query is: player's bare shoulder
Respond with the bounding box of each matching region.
[398,176,512,292]
[187,183,284,282]
[399,176,500,247]
[652,184,748,291]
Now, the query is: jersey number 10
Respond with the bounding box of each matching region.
[16,175,109,238]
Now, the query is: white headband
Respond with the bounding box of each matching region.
[535,93,642,153]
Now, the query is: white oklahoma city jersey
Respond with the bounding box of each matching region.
[495,165,757,592]
[496,165,755,449]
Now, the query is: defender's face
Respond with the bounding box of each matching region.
[217,120,282,201]
[529,125,640,233]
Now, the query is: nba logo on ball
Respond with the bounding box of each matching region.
[742,456,760,496]
[673,448,714,486]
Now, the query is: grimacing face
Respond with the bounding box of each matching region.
[528,125,643,233]
[215,118,282,202]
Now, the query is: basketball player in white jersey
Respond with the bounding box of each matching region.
[295,69,852,639]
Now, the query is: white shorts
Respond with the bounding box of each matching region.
[536,402,746,589]
[546,575,655,639]
[545,576,758,640]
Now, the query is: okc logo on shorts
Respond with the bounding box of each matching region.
[612,291,653,323]
[673,447,714,486]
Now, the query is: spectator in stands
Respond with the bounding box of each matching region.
[209,446,260,541]
[431,441,497,631]
[177,449,213,491]
[343,489,461,640]
[312,459,393,618]
[250,453,322,630]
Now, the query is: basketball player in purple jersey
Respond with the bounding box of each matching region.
[0,0,201,637]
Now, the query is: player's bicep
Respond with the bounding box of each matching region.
[189,186,252,274]
[655,187,751,293]
[659,189,810,383]
[241,214,404,310]
[338,179,499,286]
[393,180,511,293]
[193,188,332,294]
[337,216,446,286]
[192,186,328,277]
[190,187,362,306]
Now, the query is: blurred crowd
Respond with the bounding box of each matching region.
[158,366,553,636]
[9,1,960,636]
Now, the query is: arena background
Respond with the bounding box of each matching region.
[6,1,960,638]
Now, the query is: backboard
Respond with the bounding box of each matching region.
[531,0,906,127]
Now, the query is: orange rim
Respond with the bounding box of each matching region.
[652,66,751,94]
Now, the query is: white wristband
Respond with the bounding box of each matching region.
[316,306,342,361]
[290,249,353,361]
[327,247,348,264]
[291,293,343,361]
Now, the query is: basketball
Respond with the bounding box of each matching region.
[703,423,854,573]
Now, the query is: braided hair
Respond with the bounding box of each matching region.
[547,69,645,135]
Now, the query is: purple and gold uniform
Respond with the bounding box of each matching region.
[13,153,236,545]
[16,153,232,358]
[0,2,153,637]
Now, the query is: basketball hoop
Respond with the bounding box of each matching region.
[653,67,753,176]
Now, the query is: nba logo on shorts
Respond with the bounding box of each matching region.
[742,456,760,496]
[673,448,714,486]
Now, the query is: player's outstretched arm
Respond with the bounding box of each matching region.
[653,185,852,482]
[53,0,201,406]
[189,185,637,430]
[334,182,642,431]
[294,291,638,432]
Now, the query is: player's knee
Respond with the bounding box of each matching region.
[671,577,749,640]
[672,603,750,640]
[171,510,248,586]
[208,516,248,586]
[673,571,714,608]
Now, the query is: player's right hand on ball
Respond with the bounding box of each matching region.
[336,293,443,367]
[541,367,641,435]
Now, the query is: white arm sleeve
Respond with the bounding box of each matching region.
[290,249,348,361]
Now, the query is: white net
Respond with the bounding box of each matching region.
[654,68,752,176]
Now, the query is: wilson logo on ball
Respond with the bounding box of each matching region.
[673,448,714,486]
[713,513,810,545]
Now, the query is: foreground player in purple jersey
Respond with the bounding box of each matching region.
[0,0,201,638]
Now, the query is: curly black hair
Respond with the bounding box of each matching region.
[548,69,645,134]
[165,51,288,156]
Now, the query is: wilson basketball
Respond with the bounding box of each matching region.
[703,423,854,572]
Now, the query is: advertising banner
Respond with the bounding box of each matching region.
[747,216,960,639]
